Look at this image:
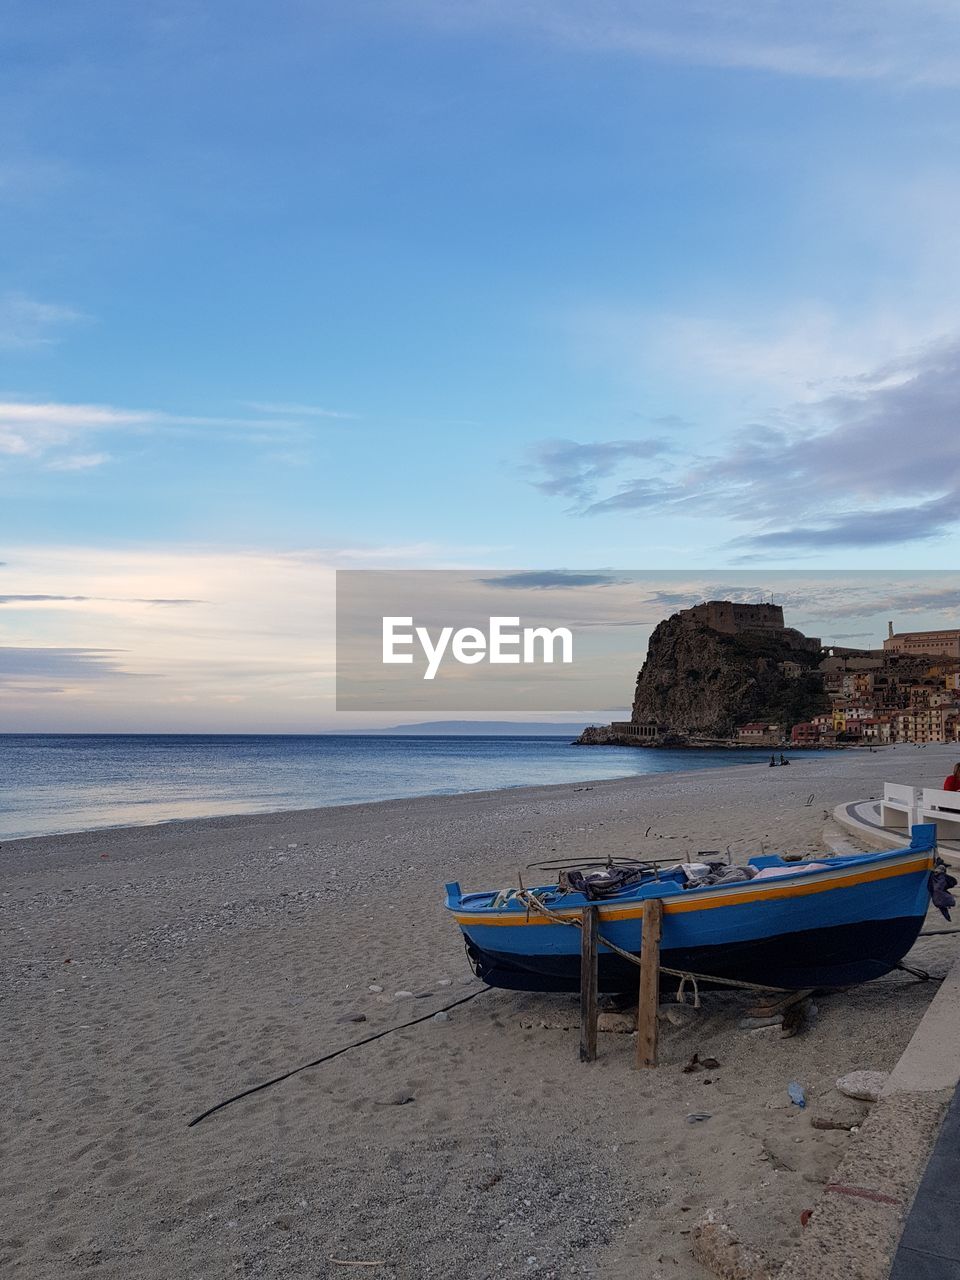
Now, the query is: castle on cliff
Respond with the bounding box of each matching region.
[578,599,826,747]
[685,600,785,634]
[680,600,821,653]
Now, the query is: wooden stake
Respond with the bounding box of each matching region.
[635,898,663,1069]
[579,905,599,1062]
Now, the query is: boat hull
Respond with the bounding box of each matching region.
[466,912,926,993]
[448,830,937,994]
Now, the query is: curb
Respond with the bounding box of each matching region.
[832,800,960,867]
[776,954,960,1280]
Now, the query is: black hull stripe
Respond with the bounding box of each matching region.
[467,916,924,993]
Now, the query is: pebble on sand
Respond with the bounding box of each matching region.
[692,1212,772,1280]
[836,1070,887,1102]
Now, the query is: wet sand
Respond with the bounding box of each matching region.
[3,744,959,1279]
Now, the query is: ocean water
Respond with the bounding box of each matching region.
[0,734,808,840]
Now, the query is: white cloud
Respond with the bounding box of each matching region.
[0,292,85,350]
[565,302,958,404]
[0,545,337,728]
[527,334,960,552]
[0,396,351,469]
[243,401,357,420]
[45,451,112,471]
[0,400,149,463]
[0,541,508,729]
[400,0,960,85]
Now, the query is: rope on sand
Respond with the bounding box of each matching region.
[187,987,489,1129]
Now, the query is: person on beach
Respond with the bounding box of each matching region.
[943,763,960,792]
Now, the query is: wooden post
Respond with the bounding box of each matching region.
[579,906,599,1062]
[635,898,663,1069]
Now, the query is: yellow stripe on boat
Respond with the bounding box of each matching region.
[451,852,934,927]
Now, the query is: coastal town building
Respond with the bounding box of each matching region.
[892,705,960,744]
[737,722,783,745]
[838,705,874,725]
[791,721,820,746]
[862,717,894,744]
[884,621,960,659]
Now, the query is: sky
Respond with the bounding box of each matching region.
[3,1,960,730]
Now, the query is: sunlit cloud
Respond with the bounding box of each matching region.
[0,542,500,729]
[7,552,960,729]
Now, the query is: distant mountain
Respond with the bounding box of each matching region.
[373,720,590,736]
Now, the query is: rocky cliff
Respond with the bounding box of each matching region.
[581,611,829,744]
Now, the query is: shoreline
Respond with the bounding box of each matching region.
[2,769,651,848]
[0,750,855,858]
[5,744,960,1279]
[0,743,848,846]
[0,765,740,848]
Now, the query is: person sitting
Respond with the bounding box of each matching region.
[943,763,960,792]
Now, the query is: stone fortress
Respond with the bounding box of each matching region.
[685,600,785,634]
[681,600,822,653]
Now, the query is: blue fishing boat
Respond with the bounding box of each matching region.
[445,824,940,993]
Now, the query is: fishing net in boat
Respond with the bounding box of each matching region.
[679,861,758,887]
[558,864,650,899]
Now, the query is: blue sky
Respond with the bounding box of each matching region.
[3,2,960,728]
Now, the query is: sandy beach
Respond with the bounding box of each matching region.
[3,745,959,1280]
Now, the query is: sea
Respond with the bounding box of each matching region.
[0,734,810,841]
